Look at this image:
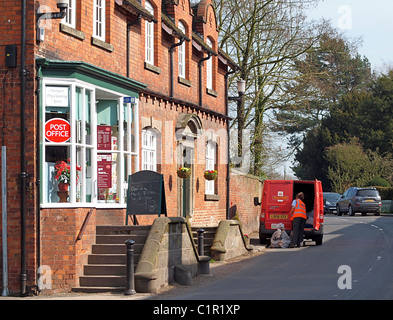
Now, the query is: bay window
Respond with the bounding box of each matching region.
[41,79,139,207]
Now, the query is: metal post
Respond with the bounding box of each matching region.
[124,239,136,295]
[197,229,205,256]
[2,146,9,297]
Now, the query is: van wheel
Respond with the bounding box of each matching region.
[315,236,323,246]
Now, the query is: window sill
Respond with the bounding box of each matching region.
[91,37,114,52]
[178,77,192,87]
[205,194,220,201]
[144,62,161,74]
[60,23,85,40]
[206,88,218,97]
[40,203,127,209]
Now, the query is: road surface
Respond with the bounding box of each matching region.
[162,215,393,300]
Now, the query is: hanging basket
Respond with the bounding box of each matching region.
[204,170,217,181]
[177,167,191,179]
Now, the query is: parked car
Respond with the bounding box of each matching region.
[323,192,341,214]
[336,187,381,216]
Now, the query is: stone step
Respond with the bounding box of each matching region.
[83,264,126,276]
[87,254,126,265]
[79,275,126,288]
[91,243,144,255]
[96,234,148,244]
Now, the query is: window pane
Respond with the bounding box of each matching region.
[45,145,70,203]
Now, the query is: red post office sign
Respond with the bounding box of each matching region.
[45,118,71,143]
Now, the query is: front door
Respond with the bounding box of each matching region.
[180,143,194,218]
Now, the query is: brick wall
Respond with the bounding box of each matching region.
[40,207,96,294]
[229,169,264,235]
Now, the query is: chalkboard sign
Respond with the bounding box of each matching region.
[126,170,167,225]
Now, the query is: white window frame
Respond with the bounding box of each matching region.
[61,0,76,28]
[93,0,105,41]
[178,21,186,79]
[206,37,213,90]
[145,1,155,65]
[205,140,216,195]
[142,128,157,171]
[41,78,139,208]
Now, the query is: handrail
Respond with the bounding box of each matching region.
[76,208,94,241]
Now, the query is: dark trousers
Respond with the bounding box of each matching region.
[290,217,306,247]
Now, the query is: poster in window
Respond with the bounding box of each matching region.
[97,154,112,188]
[97,125,111,150]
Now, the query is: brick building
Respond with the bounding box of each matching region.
[0,0,238,294]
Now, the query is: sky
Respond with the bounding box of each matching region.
[307,0,393,72]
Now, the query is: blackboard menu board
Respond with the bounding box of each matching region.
[126,170,167,225]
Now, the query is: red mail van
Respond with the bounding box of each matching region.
[254,180,324,245]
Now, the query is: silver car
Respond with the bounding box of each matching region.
[336,187,381,216]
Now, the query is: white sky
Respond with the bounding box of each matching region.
[307,0,393,72]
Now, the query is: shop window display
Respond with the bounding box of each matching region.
[42,80,138,207]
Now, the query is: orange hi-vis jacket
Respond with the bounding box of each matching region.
[292,199,307,220]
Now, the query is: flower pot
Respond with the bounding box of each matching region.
[58,183,69,191]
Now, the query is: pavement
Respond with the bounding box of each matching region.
[1,233,266,300]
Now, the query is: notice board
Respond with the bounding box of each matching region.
[126,170,167,225]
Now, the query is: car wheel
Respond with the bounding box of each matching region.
[337,205,342,216]
[349,205,355,216]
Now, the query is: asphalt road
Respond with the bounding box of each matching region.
[164,215,393,300]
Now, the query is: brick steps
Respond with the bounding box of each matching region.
[72,225,150,294]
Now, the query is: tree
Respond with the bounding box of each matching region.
[213,0,324,176]
[294,71,393,190]
[326,139,393,194]
[273,26,372,149]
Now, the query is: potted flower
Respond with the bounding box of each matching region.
[204,169,217,181]
[55,158,82,191]
[177,167,191,179]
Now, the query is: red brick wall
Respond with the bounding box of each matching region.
[0,0,38,295]
[40,207,96,294]
[230,169,264,235]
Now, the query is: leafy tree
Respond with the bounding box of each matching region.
[274,26,372,148]
[325,139,390,193]
[294,71,393,190]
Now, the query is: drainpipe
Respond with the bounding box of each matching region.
[126,16,141,78]
[35,64,42,293]
[198,53,211,107]
[20,0,28,296]
[169,38,185,98]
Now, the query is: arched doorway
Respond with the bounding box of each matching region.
[175,114,203,218]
